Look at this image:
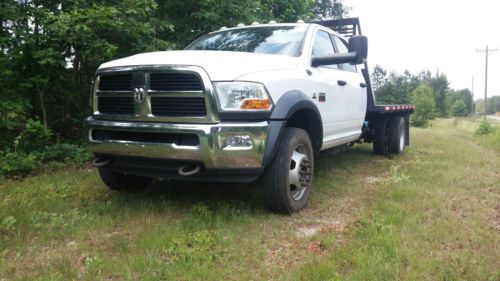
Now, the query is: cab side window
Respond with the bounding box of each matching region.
[331,35,357,72]
[311,30,338,69]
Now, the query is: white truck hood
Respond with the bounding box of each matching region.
[98,50,300,81]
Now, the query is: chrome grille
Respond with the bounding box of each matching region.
[97,97,134,115]
[150,73,203,91]
[151,97,206,117]
[99,74,133,91]
[94,66,215,122]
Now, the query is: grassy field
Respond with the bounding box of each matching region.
[0,119,498,281]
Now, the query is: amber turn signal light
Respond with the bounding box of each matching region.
[240,99,271,110]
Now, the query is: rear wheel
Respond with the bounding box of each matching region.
[98,166,152,192]
[389,116,406,154]
[373,116,406,155]
[262,128,314,214]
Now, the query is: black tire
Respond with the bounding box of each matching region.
[389,116,406,154]
[262,128,314,214]
[98,166,152,192]
[373,117,389,155]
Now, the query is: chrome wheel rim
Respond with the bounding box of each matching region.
[288,145,313,201]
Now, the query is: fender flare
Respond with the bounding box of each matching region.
[263,90,323,165]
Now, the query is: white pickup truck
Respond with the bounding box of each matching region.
[86,18,414,213]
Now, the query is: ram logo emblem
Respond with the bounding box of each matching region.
[134,87,145,103]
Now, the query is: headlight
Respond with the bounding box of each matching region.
[213,82,272,111]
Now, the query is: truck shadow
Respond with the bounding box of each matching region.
[113,144,376,212]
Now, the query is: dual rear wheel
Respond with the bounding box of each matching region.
[373,116,406,155]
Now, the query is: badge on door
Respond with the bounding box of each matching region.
[319,92,326,102]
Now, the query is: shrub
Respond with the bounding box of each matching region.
[0,152,40,178]
[14,119,52,153]
[0,144,91,179]
[475,120,495,135]
[410,83,436,127]
[40,143,91,164]
[450,100,468,117]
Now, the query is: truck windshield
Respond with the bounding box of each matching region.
[186,26,307,57]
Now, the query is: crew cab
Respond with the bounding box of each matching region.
[86,18,414,213]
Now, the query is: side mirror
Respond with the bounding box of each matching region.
[348,35,368,63]
[311,35,368,67]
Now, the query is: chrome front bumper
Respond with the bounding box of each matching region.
[85,117,269,169]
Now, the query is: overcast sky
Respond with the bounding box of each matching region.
[343,0,500,99]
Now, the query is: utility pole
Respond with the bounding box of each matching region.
[471,76,474,115]
[476,46,499,119]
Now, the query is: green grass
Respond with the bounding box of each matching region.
[1,119,499,280]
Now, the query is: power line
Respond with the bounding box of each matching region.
[476,46,499,119]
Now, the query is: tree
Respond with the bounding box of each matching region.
[426,72,449,116]
[0,0,351,153]
[450,100,468,117]
[446,89,473,115]
[410,83,436,127]
[374,70,417,105]
[156,0,350,48]
[312,0,349,20]
[475,96,500,115]
[372,64,387,91]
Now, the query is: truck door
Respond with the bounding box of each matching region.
[331,35,367,137]
[309,29,363,148]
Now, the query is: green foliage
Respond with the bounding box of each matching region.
[475,96,500,115]
[450,100,468,117]
[475,120,495,135]
[446,89,473,115]
[14,119,52,153]
[0,97,31,150]
[425,72,449,116]
[3,119,499,280]
[372,64,387,91]
[410,83,436,127]
[0,144,90,179]
[0,0,349,160]
[312,0,349,20]
[0,216,17,232]
[0,152,40,178]
[374,69,418,105]
[373,68,469,118]
[39,144,92,164]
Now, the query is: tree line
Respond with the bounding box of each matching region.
[372,65,476,126]
[0,0,347,177]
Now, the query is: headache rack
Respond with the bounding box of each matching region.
[314,17,363,39]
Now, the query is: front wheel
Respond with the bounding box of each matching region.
[262,128,314,214]
[98,166,153,192]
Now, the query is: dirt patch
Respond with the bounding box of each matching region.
[258,173,386,278]
[294,175,384,239]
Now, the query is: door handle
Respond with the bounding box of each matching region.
[337,80,347,86]
[360,83,367,88]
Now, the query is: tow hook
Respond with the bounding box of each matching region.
[92,157,111,167]
[178,165,201,177]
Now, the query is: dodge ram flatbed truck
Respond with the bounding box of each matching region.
[85,18,414,213]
